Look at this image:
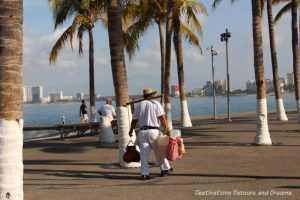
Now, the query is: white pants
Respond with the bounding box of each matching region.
[138,129,171,176]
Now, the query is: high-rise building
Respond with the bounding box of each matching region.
[76,92,84,100]
[171,84,180,97]
[216,79,227,94]
[50,91,63,102]
[23,86,27,103]
[246,80,256,92]
[287,72,294,86]
[26,86,32,102]
[32,86,43,103]
[266,79,274,92]
[203,81,212,96]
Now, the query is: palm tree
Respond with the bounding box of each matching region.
[275,0,300,123]
[266,0,288,121]
[49,0,102,122]
[107,0,140,167]
[125,0,205,128]
[213,0,289,122]
[290,0,300,123]
[173,0,206,127]
[124,0,167,107]
[252,0,272,145]
[165,0,174,130]
[0,0,24,198]
[213,0,272,144]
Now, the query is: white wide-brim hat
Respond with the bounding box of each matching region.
[143,88,157,96]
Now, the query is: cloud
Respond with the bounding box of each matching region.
[184,48,205,63]
[131,60,150,69]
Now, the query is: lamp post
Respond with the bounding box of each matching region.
[208,46,218,119]
[221,28,232,122]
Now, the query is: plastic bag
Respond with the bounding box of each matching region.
[170,129,181,139]
[167,137,182,161]
[177,137,186,154]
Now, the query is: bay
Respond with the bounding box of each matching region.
[24,94,295,126]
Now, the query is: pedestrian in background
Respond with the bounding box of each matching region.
[79,99,89,123]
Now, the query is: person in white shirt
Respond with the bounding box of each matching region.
[129,88,173,180]
[98,98,117,143]
[98,98,116,120]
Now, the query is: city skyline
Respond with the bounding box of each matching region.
[24,1,293,96]
[24,70,294,101]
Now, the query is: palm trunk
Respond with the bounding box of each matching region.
[164,0,174,130]
[291,0,300,123]
[173,11,192,128]
[107,0,139,167]
[0,0,23,199]
[252,0,272,145]
[158,22,165,108]
[267,0,288,121]
[88,29,96,122]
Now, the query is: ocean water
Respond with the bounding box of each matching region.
[24,94,296,126]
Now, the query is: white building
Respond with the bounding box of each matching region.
[26,86,32,102]
[50,91,63,102]
[190,88,204,96]
[23,86,27,103]
[40,97,50,103]
[62,95,73,101]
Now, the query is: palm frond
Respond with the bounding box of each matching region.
[49,26,73,63]
[180,21,202,53]
[212,0,222,10]
[211,0,239,11]
[124,14,153,59]
[272,0,291,5]
[77,25,86,55]
[274,2,292,23]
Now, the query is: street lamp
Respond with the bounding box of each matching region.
[221,28,232,122]
[207,46,218,119]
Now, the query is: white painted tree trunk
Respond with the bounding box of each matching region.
[0,119,23,200]
[117,106,140,168]
[275,99,288,121]
[254,99,272,145]
[165,103,173,130]
[297,100,300,123]
[99,116,115,143]
[181,100,192,127]
[90,106,96,122]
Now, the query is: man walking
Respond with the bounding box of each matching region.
[129,88,173,180]
[79,99,89,123]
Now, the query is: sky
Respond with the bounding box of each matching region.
[23,0,293,96]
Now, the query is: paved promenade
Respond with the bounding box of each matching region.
[24,110,300,200]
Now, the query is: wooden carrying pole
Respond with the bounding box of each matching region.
[125,95,163,106]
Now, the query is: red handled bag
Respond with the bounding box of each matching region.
[167,137,182,161]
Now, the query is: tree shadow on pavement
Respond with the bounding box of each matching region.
[171,173,300,180]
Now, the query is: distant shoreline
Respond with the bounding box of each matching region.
[24,92,295,105]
